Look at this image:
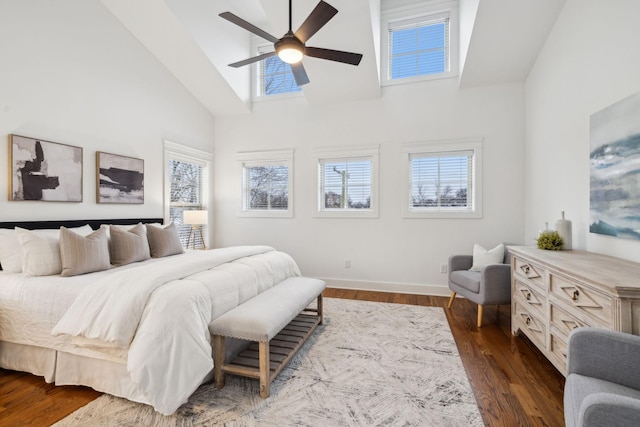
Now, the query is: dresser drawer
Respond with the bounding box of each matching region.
[514,300,546,349]
[513,256,545,291]
[549,303,590,337]
[549,274,613,327]
[514,279,546,318]
[549,332,568,375]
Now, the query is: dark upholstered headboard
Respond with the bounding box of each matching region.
[0,218,163,230]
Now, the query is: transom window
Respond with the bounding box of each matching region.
[314,146,379,218]
[382,1,458,86]
[257,45,301,97]
[402,139,482,219]
[390,14,449,80]
[238,150,294,217]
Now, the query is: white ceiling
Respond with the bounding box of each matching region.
[100,0,566,117]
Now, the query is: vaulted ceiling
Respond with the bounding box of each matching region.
[99,0,565,117]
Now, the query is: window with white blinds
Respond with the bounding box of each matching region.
[238,150,293,217]
[256,45,301,97]
[314,146,379,218]
[164,141,212,247]
[389,13,449,80]
[402,139,482,219]
[381,1,458,86]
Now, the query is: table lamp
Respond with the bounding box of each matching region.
[183,210,207,249]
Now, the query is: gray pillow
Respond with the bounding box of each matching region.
[146,223,184,258]
[109,223,151,266]
[60,226,110,277]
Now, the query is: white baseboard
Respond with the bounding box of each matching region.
[319,278,451,297]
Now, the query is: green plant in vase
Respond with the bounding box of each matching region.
[536,230,564,250]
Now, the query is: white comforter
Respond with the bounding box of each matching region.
[10,246,300,415]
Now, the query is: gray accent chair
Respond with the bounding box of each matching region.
[565,327,640,427]
[446,248,511,327]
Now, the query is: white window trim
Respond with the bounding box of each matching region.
[401,138,483,219]
[313,145,379,219]
[381,0,459,87]
[237,149,294,218]
[163,140,213,244]
[251,37,304,102]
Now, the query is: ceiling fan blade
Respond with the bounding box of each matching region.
[305,47,363,66]
[290,62,310,86]
[294,1,338,43]
[229,52,277,68]
[219,12,279,44]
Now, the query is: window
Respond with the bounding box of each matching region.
[402,139,482,219]
[256,45,301,97]
[164,141,212,247]
[382,2,459,85]
[314,146,379,218]
[238,150,294,217]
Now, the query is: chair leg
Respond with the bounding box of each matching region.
[477,305,483,328]
[447,291,456,308]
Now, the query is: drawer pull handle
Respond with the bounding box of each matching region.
[525,292,532,301]
[525,317,531,326]
[523,265,530,274]
[572,290,580,301]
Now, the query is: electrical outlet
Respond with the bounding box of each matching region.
[344,259,351,268]
[440,264,447,274]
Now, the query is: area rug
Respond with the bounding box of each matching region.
[55,298,483,426]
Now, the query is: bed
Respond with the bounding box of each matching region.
[0,218,302,415]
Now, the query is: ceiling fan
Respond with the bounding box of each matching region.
[219,0,363,86]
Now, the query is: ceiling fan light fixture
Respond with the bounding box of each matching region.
[275,36,304,64]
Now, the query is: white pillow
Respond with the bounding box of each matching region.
[15,225,93,276]
[470,243,505,272]
[0,229,22,273]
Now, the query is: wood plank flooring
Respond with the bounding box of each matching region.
[0,289,565,427]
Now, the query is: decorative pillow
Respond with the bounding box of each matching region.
[146,223,184,258]
[109,223,151,266]
[59,226,110,277]
[470,243,505,272]
[0,229,22,273]
[15,225,93,276]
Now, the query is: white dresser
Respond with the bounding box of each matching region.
[509,246,640,375]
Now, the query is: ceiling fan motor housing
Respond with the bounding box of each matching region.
[275,32,305,64]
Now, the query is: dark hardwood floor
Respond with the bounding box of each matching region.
[0,289,565,427]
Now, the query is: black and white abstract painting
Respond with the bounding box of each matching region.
[9,135,83,202]
[97,152,144,204]
[590,92,640,241]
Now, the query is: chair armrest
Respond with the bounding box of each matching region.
[568,328,640,391]
[448,255,473,272]
[580,393,640,427]
[478,263,511,304]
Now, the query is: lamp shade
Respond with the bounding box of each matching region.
[183,210,208,225]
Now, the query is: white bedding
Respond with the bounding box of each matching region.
[0,246,301,415]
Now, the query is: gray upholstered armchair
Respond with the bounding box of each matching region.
[446,248,511,327]
[565,327,640,427]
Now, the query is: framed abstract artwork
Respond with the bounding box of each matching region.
[96,151,144,204]
[9,134,83,202]
[590,91,640,240]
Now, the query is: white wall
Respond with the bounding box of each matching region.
[0,0,215,223]
[214,78,525,294]
[525,0,640,262]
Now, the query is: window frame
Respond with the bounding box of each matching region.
[163,140,213,247]
[401,138,483,219]
[314,145,379,219]
[381,1,459,87]
[252,39,303,101]
[237,149,294,218]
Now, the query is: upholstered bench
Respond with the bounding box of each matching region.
[210,276,326,398]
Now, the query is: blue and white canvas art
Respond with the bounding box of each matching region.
[590,92,640,240]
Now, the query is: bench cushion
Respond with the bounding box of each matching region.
[210,277,325,342]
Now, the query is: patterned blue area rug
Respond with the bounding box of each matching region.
[56,298,483,426]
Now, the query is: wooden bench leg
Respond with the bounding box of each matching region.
[214,335,225,389]
[318,294,323,325]
[259,341,270,398]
